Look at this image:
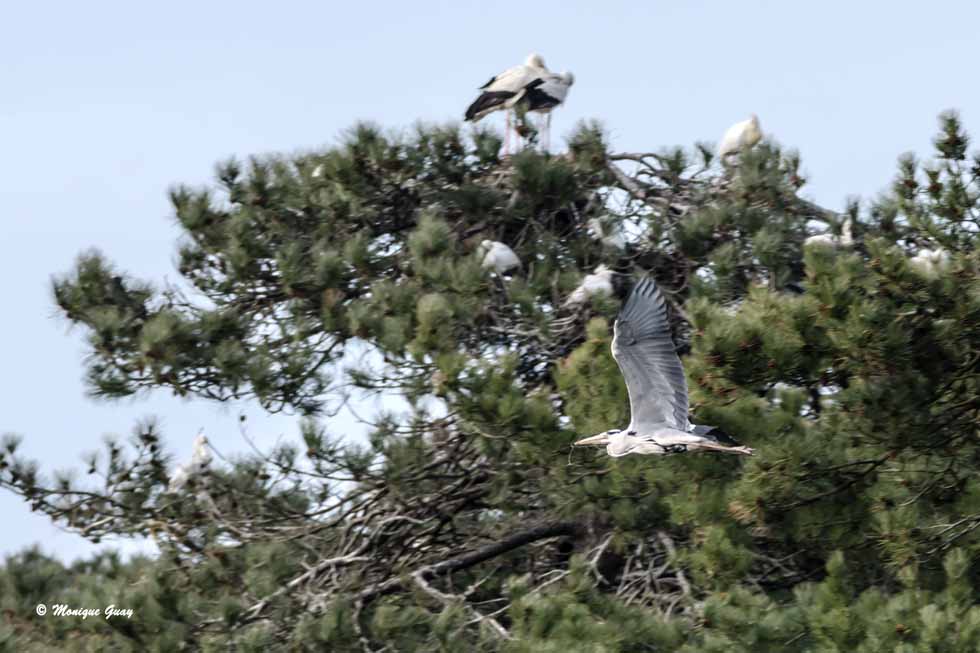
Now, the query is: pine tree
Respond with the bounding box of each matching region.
[1,113,978,651]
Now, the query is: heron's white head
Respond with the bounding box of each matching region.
[559,71,575,86]
[526,53,546,68]
[574,429,631,457]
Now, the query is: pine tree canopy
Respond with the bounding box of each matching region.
[2,113,979,652]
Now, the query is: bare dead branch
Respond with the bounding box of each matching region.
[358,520,581,603]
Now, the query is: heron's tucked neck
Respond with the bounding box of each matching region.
[606,430,633,457]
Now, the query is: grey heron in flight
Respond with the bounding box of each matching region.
[574,277,754,457]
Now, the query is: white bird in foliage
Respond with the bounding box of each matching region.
[804,218,854,249]
[465,53,549,153]
[167,465,190,494]
[909,247,951,276]
[717,114,762,161]
[588,217,627,250]
[564,265,614,306]
[167,432,212,493]
[479,240,521,274]
[574,277,754,457]
[519,71,574,152]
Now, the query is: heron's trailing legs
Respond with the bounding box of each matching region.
[694,443,755,456]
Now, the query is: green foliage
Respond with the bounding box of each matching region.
[555,317,626,437]
[4,113,979,651]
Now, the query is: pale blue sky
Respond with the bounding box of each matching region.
[3,1,977,560]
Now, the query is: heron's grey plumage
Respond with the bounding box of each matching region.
[575,276,754,457]
[612,276,690,432]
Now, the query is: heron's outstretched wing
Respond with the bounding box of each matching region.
[611,277,689,431]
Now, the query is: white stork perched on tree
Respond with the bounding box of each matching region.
[564,264,614,307]
[478,239,521,274]
[465,53,549,154]
[518,71,574,152]
[909,247,951,276]
[167,431,212,493]
[717,114,762,163]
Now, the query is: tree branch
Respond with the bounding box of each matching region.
[606,162,649,200]
[358,520,581,603]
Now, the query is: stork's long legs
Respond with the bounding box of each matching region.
[542,112,552,153]
[504,112,511,156]
[512,111,523,153]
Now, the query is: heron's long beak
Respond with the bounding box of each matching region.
[574,434,610,447]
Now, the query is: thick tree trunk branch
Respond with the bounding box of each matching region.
[606,154,842,225]
[247,554,370,618]
[359,520,581,603]
[606,162,649,200]
[796,197,842,222]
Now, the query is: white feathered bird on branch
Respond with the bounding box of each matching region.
[167,431,212,493]
[518,71,574,152]
[465,53,549,154]
[564,265,614,307]
[717,114,762,162]
[909,247,951,276]
[479,240,521,274]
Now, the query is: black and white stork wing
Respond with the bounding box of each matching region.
[478,74,498,90]
[611,276,689,432]
[466,64,535,121]
[483,64,534,93]
[522,74,567,112]
[465,90,517,121]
